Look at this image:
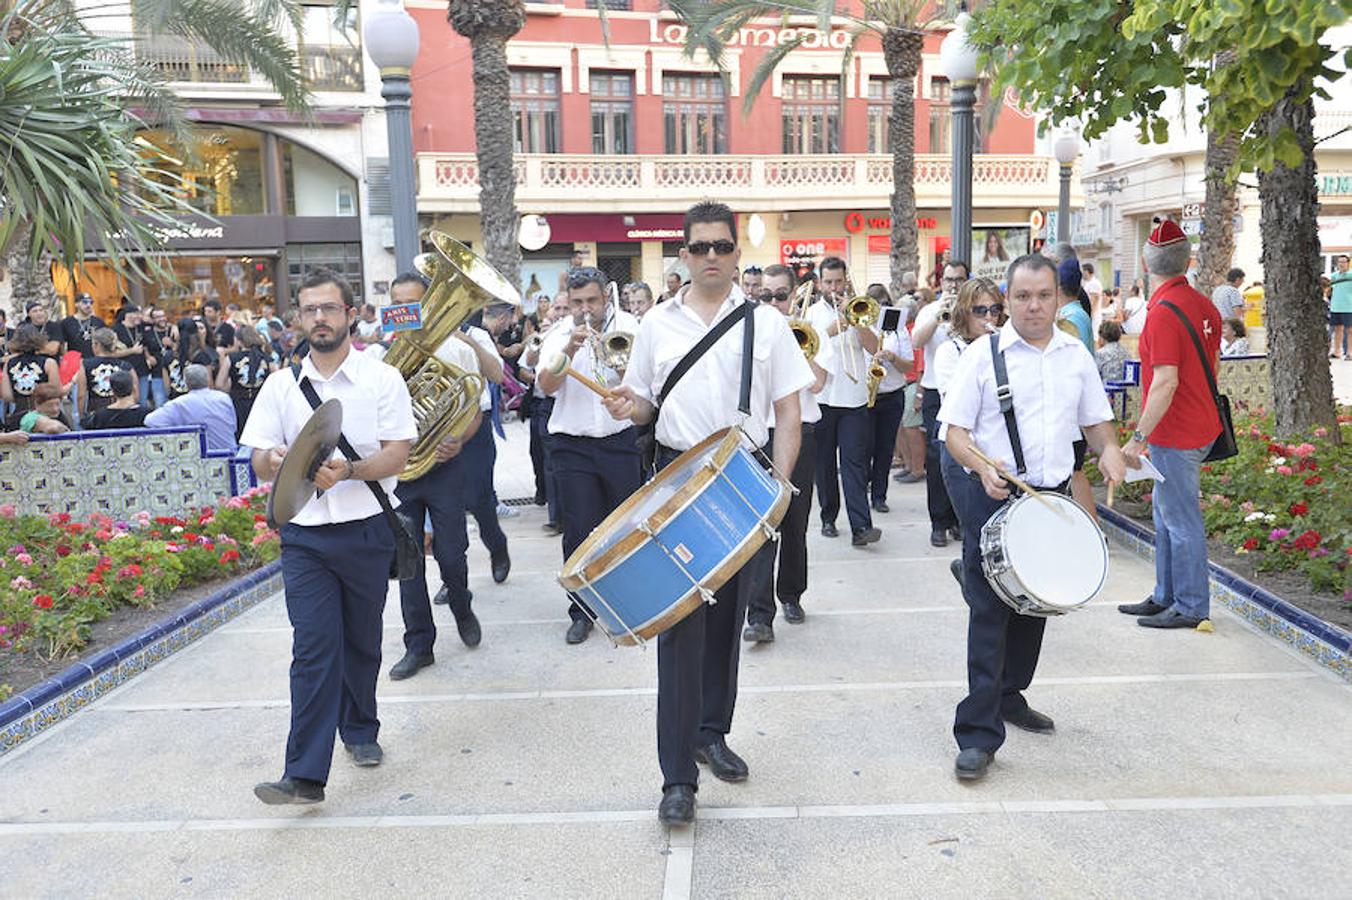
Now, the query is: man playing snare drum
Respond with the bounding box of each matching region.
[604,200,813,825]
[939,253,1127,782]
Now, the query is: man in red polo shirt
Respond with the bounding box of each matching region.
[1118,219,1222,629]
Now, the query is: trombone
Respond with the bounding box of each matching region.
[786,280,820,360]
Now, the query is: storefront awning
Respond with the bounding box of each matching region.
[538,214,686,243]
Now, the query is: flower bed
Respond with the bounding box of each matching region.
[0,487,280,692]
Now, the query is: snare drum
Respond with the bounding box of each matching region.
[558,428,791,646]
[979,492,1109,617]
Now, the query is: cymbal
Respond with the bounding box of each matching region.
[265,398,343,528]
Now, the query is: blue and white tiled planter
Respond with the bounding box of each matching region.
[0,561,282,757]
[1099,506,1352,683]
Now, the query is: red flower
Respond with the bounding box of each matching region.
[218,549,241,565]
[253,513,267,523]
[1201,465,1213,474]
[1304,476,1322,486]
[86,571,103,585]
[1291,530,1322,552]
[66,523,85,535]
[55,545,71,557]
[1242,538,1259,551]
[32,594,53,609]
[1266,443,1284,456]
[183,532,199,542]
[1289,502,1309,517]
[55,512,71,524]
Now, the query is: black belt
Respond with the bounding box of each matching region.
[968,471,1070,496]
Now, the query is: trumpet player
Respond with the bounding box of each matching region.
[864,284,915,514]
[911,259,968,548]
[744,264,830,641]
[807,256,882,547]
[536,266,641,645]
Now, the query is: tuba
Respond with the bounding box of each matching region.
[387,232,521,482]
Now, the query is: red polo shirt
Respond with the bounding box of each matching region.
[1139,275,1223,449]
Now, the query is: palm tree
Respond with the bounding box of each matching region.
[668,1,935,290]
[0,0,311,313]
[1194,51,1239,295]
[447,1,526,292]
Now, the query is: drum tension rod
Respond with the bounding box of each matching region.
[575,568,644,648]
[709,461,780,543]
[639,522,717,606]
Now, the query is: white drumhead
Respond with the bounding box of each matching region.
[1002,494,1108,608]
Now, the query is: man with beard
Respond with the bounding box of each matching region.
[241,269,416,805]
[61,293,105,358]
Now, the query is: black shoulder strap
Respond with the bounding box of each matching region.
[657,300,755,414]
[1158,301,1222,403]
[290,365,399,516]
[989,332,1027,475]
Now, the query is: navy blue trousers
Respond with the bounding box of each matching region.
[942,468,1046,753]
[749,424,815,624]
[395,454,469,656]
[922,388,959,532]
[654,443,776,790]
[529,397,560,524]
[867,388,905,504]
[552,428,641,622]
[815,404,873,533]
[278,514,394,784]
[460,419,508,557]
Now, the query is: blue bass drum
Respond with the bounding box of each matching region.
[558,427,791,646]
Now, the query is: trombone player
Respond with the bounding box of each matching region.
[536,266,641,645]
[807,256,882,547]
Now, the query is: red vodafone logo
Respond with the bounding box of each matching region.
[844,212,866,233]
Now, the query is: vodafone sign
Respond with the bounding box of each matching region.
[844,212,939,232]
[780,238,848,268]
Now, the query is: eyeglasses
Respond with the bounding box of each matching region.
[971,304,1005,317]
[941,276,966,287]
[298,302,348,319]
[768,290,792,303]
[686,240,737,257]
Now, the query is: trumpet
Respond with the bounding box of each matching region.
[785,281,820,361]
[839,294,881,383]
[595,329,634,372]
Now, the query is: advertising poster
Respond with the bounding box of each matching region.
[971,226,1031,281]
[779,238,849,274]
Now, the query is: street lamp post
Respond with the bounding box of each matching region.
[365,1,421,274]
[1053,129,1081,246]
[940,12,979,268]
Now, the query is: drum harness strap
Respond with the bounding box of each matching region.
[989,332,1027,477]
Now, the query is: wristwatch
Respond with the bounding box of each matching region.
[342,459,356,481]
[1131,429,1147,443]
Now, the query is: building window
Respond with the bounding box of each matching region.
[781,76,840,154]
[299,4,363,91]
[585,0,631,8]
[511,69,562,154]
[282,142,360,217]
[930,76,951,103]
[139,126,266,217]
[663,73,727,155]
[591,71,634,155]
[867,77,891,154]
[287,243,364,304]
[929,76,950,155]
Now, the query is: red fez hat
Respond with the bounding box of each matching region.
[1148,219,1187,247]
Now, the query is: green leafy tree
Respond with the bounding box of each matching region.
[969,0,1350,440]
[447,0,526,292]
[0,0,312,313]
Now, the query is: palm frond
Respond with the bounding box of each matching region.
[741,33,808,116]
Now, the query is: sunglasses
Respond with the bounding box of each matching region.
[767,290,793,303]
[686,240,737,257]
[566,266,607,289]
[971,304,1005,317]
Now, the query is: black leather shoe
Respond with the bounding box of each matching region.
[821,521,839,538]
[694,737,749,783]
[533,492,547,506]
[542,521,563,536]
[432,585,472,606]
[782,601,805,624]
[1138,608,1205,629]
[949,558,964,588]
[448,598,482,648]
[1003,707,1055,734]
[930,529,949,547]
[954,748,994,781]
[948,526,962,542]
[743,622,774,643]
[566,618,593,644]
[658,785,696,825]
[872,500,890,513]
[491,550,510,584]
[254,777,324,805]
[388,651,434,681]
[344,741,383,767]
[1118,598,1167,616]
[852,527,881,546]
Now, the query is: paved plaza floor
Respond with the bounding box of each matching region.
[2,421,1350,898]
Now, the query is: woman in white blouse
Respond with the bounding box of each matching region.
[933,277,1008,399]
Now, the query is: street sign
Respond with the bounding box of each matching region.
[1029,210,1045,231]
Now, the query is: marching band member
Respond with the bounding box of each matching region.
[744,263,830,641]
[604,201,813,826]
[807,256,881,546]
[536,266,641,645]
[939,254,1126,782]
[864,284,914,514]
[241,270,416,804]
[912,260,968,547]
[386,270,487,682]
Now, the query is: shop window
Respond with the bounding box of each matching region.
[591,71,634,155]
[139,126,266,217]
[287,243,364,304]
[867,77,891,154]
[781,76,840,155]
[282,142,360,217]
[511,68,562,154]
[300,4,363,91]
[663,73,727,155]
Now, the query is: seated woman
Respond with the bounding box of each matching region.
[1221,317,1250,357]
[19,383,70,434]
[83,370,149,430]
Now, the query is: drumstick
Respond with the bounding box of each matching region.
[1106,481,1116,508]
[968,446,1067,518]
[546,352,613,399]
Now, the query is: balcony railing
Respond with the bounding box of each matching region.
[105,33,364,93]
[417,153,1067,213]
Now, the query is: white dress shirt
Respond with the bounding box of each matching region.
[240,346,417,526]
[797,317,833,425]
[874,323,914,395]
[541,307,640,438]
[915,301,951,390]
[623,285,814,451]
[806,298,870,408]
[937,324,1113,488]
[932,335,971,399]
[465,325,500,412]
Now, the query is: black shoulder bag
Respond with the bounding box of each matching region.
[657,300,756,416]
[290,365,421,581]
[989,332,1027,476]
[1157,302,1237,462]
